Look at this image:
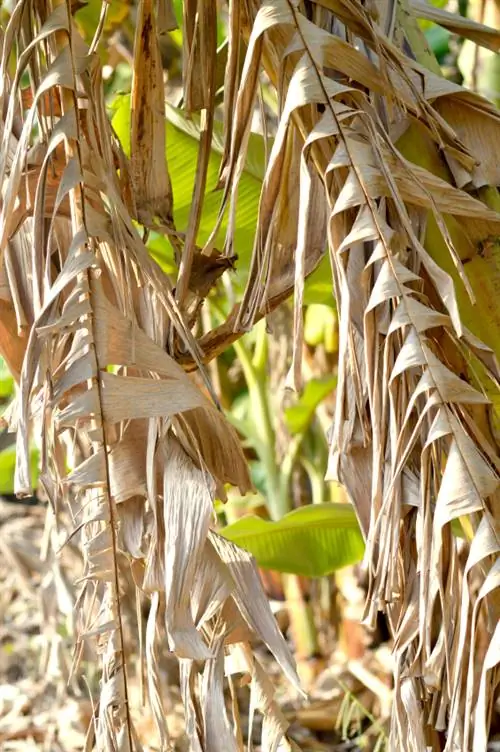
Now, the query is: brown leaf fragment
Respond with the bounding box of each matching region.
[131,0,173,225]
[209,532,302,694]
[162,438,214,660]
[156,0,178,33]
[410,0,500,52]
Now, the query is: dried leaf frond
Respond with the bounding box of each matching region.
[0,3,299,749]
[213,0,500,749]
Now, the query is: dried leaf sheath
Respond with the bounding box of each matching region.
[0,4,300,751]
[175,0,217,307]
[131,0,173,226]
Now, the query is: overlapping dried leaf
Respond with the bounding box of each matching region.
[0,2,300,750]
[212,0,500,749]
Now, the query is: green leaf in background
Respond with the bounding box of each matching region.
[111,95,335,301]
[0,444,39,495]
[219,503,365,577]
[285,376,337,435]
[146,232,177,275]
[168,0,226,47]
[425,25,451,61]
[303,255,336,307]
[0,357,14,398]
[110,95,263,288]
[249,461,270,498]
[417,0,448,30]
[304,304,338,352]
[417,0,450,63]
[75,0,131,44]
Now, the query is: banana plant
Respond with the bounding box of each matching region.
[221,502,365,577]
[215,317,365,660]
[221,319,341,522]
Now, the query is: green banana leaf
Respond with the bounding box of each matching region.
[0,357,14,398]
[284,376,337,435]
[0,444,39,495]
[76,0,131,43]
[110,95,334,305]
[425,25,451,61]
[304,304,338,350]
[219,502,365,577]
[110,95,262,287]
[303,255,336,308]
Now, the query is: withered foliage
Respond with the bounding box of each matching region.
[0,0,499,750]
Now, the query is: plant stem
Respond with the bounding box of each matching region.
[282,573,318,660]
[233,335,286,519]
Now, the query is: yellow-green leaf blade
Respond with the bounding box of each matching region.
[219,503,365,577]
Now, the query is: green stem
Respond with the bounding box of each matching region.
[478,185,500,213]
[279,434,302,505]
[232,337,286,519]
[301,458,326,505]
[282,573,318,659]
